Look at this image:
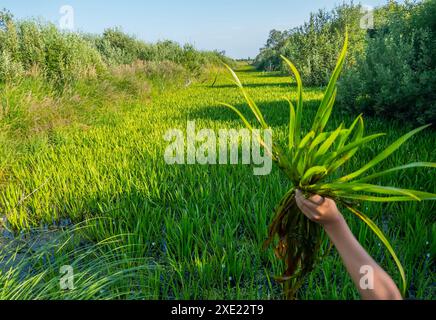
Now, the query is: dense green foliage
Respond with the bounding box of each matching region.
[0,11,231,88]
[0,5,434,301]
[224,36,435,298]
[255,0,436,124]
[255,3,366,85]
[0,18,104,87]
[90,28,230,74]
[0,65,434,299]
[339,0,436,124]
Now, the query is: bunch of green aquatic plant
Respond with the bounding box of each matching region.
[221,32,436,299]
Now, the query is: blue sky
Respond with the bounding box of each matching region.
[2,0,394,58]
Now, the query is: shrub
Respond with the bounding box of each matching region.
[338,0,436,125]
[42,25,105,87]
[17,20,45,69]
[109,59,188,91]
[0,10,233,89]
[0,50,24,81]
[255,3,367,86]
[94,29,230,75]
[0,12,105,88]
[94,27,141,65]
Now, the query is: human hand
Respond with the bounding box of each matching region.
[295,190,343,227]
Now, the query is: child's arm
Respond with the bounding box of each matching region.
[295,190,402,300]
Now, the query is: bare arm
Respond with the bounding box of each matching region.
[295,190,402,300]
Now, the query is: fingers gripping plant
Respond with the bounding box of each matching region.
[221,32,436,299]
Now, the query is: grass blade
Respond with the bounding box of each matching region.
[338,114,363,149]
[311,30,348,134]
[219,102,274,159]
[355,162,436,183]
[281,55,303,145]
[318,87,337,133]
[300,166,328,185]
[219,102,254,131]
[292,131,315,177]
[333,133,385,161]
[339,124,432,182]
[286,97,297,151]
[319,183,430,201]
[343,204,406,297]
[224,64,268,129]
[336,194,435,202]
[313,124,343,160]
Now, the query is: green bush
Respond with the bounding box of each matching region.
[255,1,436,124]
[338,0,436,125]
[94,28,142,65]
[43,25,105,87]
[0,50,23,81]
[255,3,367,86]
[17,20,46,69]
[0,12,105,87]
[93,28,230,75]
[0,10,233,89]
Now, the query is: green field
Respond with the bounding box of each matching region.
[0,65,434,299]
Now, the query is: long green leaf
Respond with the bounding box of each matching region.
[224,64,268,129]
[355,162,436,183]
[219,102,254,131]
[344,204,406,297]
[314,124,343,160]
[298,131,315,149]
[319,151,338,167]
[219,102,275,160]
[307,132,330,165]
[308,132,329,154]
[311,30,348,134]
[318,87,338,133]
[338,114,363,149]
[286,97,297,151]
[331,135,381,172]
[319,182,426,201]
[333,133,385,160]
[245,93,268,129]
[328,117,366,171]
[339,124,431,182]
[335,193,435,202]
[292,131,315,177]
[300,166,328,185]
[308,130,347,168]
[281,55,303,145]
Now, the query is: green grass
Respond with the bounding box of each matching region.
[0,65,434,299]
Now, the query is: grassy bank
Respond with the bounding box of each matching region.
[0,65,434,299]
